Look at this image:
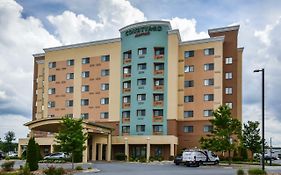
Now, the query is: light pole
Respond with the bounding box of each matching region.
[254,68,265,170]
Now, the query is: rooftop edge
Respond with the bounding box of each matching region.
[208,25,240,34]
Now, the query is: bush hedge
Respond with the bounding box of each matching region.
[1,161,15,171]
[115,153,127,161]
[248,168,267,175]
[237,169,245,175]
[43,166,66,175]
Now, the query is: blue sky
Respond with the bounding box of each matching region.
[0,0,281,146]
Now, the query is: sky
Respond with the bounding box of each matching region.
[0,0,281,146]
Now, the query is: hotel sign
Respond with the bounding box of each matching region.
[125,25,162,37]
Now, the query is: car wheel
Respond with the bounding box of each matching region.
[214,160,219,165]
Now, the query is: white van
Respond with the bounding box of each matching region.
[181,149,219,166]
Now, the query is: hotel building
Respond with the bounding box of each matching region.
[18,21,243,162]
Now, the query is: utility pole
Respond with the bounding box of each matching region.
[270,137,272,166]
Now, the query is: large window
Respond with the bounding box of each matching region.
[153,125,163,132]
[123,66,131,74]
[137,79,146,86]
[122,111,130,118]
[137,109,146,117]
[136,125,145,132]
[137,94,146,101]
[66,86,74,93]
[225,72,233,80]
[82,57,90,64]
[184,65,194,73]
[67,59,74,66]
[225,57,233,64]
[204,63,214,71]
[48,88,56,95]
[81,113,89,120]
[122,126,130,133]
[100,98,109,105]
[225,87,233,95]
[184,80,194,88]
[154,63,164,70]
[203,125,213,132]
[184,50,194,58]
[81,99,89,106]
[101,83,109,91]
[204,94,214,101]
[138,63,147,71]
[204,48,214,56]
[81,71,90,78]
[138,48,147,55]
[184,95,194,103]
[184,126,194,133]
[184,111,194,118]
[48,75,56,82]
[100,112,109,119]
[101,55,110,62]
[66,100,73,107]
[154,47,164,55]
[123,50,132,59]
[48,62,56,68]
[123,96,130,103]
[203,110,213,117]
[154,79,164,86]
[123,81,131,89]
[204,79,214,86]
[48,101,55,108]
[66,73,74,80]
[154,94,164,101]
[101,69,110,76]
[153,109,163,116]
[82,85,89,92]
[225,102,233,109]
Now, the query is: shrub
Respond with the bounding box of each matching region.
[248,168,267,175]
[43,166,66,175]
[87,166,92,169]
[139,157,146,163]
[169,156,174,161]
[18,164,32,175]
[115,153,127,161]
[155,156,163,162]
[237,169,245,175]
[26,137,39,171]
[1,161,15,171]
[75,166,83,170]
[149,156,154,162]
[129,157,135,162]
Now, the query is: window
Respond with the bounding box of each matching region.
[123,50,132,59]
[66,73,74,80]
[184,126,194,133]
[137,94,146,101]
[203,110,213,117]
[67,59,74,66]
[153,109,163,116]
[204,94,214,101]
[184,95,194,103]
[122,111,130,118]
[101,55,110,62]
[65,114,73,118]
[137,79,146,86]
[225,87,233,95]
[81,113,89,120]
[82,85,89,92]
[184,65,194,72]
[225,102,233,109]
[184,80,194,88]
[154,79,164,86]
[225,57,233,64]
[123,96,130,103]
[48,88,56,95]
[101,69,110,76]
[81,99,89,106]
[204,79,214,86]
[81,71,89,78]
[138,63,147,70]
[48,101,55,108]
[100,98,109,105]
[48,62,56,68]
[137,109,146,117]
[123,81,131,89]
[123,66,131,74]
[100,112,109,119]
[203,125,213,132]
[82,57,90,64]
[48,115,55,118]
[101,83,109,91]
[184,50,194,58]
[204,48,214,56]
[66,86,74,93]
[225,72,233,80]
[204,63,214,71]
[48,75,56,82]
[136,125,145,132]
[138,48,147,55]
[184,111,194,118]
[155,63,164,70]
[154,47,164,55]
[122,126,130,133]
[154,94,164,101]
[153,125,163,132]
[66,100,73,107]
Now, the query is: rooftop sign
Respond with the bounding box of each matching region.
[125,25,162,37]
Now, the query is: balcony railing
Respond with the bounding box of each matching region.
[153,101,163,107]
[122,103,131,109]
[123,88,131,93]
[154,54,164,60]
[123,58,131,64]
[154,85,164,91]
[153,131,163,135]
[153,115,163,122]
[154,70,164,75]
[122,117,130,123]
[123,73,131,78]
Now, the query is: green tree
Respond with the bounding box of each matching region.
[26,137,39,171]
[242,121,262,160]
[2,131,16,153]
[55,117,87,169]
[200,105,242,164]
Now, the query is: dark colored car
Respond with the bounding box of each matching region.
[264,155,278,160]
[174,155,183,165]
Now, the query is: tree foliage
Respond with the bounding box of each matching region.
[55,117,87,168]
[1,131,16,153]
[26,137,39,171]
[242,121,262,158]
[200,105,242,153]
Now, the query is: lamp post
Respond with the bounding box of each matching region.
[254,68,265,170]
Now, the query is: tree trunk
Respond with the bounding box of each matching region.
[72,151,74,170]
[228,149,231,165]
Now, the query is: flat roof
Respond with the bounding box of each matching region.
[180,36,224,46]
[119,20,171,32]
[208,25,240,34]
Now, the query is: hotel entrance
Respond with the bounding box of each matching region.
[130,145,146,158]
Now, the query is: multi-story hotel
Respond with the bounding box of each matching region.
[18,21,243,162]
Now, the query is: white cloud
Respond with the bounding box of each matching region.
[169,17,208,41]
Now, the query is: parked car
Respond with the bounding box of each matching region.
[7,151,18,158]
[43,152,70,160]
[265,155,278,160]
[174,155,183,165]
